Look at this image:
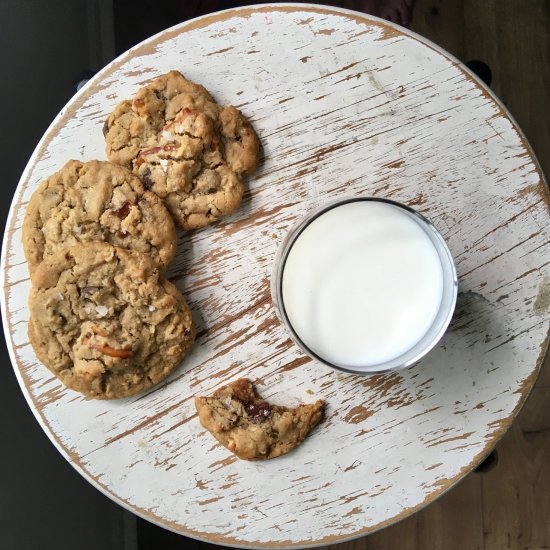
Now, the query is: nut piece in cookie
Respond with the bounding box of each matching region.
[28,243,195,399]
[195,379,324,460]
[22,160,176,273]
[104,70,260,230]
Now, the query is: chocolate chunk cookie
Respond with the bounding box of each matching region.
[29,243,195,399]
[195,379,324,460]
[104,70,260,229]
[23,160,176,273]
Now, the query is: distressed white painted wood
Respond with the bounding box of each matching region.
[1,4,549,547]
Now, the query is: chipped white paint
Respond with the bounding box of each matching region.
[1,4,550,548]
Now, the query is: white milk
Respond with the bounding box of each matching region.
[281,201,444,370]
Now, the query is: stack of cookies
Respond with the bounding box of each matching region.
[23,71,323,461]
[23,71,260,399]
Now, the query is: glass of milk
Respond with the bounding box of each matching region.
[272,198,457,374]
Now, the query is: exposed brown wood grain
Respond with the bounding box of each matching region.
[482,385,550,549]
[323,473,483,550]
[413,0,550,181]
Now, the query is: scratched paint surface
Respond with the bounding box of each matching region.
[1,5,549,547]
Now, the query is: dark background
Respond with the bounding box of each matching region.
[1,1,548,549]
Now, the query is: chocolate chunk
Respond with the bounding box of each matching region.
[102,119,109,137]
[244,401,271,423]
[142,168,154,189]
[114,201,131,219]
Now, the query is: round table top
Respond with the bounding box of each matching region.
[2,4,549,548]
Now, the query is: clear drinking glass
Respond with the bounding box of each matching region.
[271,197,458,375]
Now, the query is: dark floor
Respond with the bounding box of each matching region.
[1,1,548,549]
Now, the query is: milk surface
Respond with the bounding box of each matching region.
[281,201,444,370]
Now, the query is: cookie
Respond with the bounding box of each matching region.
[195,379,324,460]
[23,160,176,273]
[104,70,260,229]
[28,243,195,399]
